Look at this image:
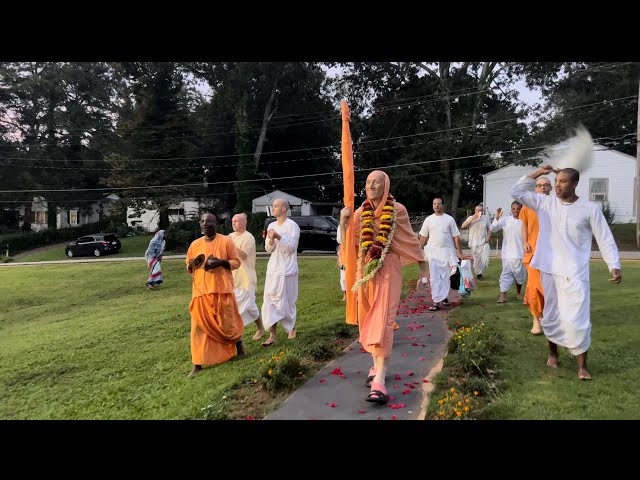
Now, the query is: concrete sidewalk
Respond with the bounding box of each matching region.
[264,286,456,420]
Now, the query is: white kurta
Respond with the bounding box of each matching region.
[491,215,527,292]
[512,175,620,354]
[230,231,260,326]
[420,213,460,303]
[261,218,300,333]
[464,214,491,275]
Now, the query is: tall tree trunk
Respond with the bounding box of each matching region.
[254,69,282,170]
[235,96,253,212]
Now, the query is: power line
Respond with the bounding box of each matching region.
[3,93,635,164]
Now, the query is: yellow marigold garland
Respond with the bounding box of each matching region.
[352,194,397,291]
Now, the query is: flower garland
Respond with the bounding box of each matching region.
[352,194,397,291]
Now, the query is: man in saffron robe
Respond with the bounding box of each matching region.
[186,213,244,378]
[341,170,427,404]
[519,176,552,334]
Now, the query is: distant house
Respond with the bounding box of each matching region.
[483,145,637,223]
[251,190,341,217]
[126,199,201,232]
[17,194,121,232]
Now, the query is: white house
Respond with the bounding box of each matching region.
[18,194,121,232]
[251,190,340,216]
[483,145,637,223]
[127,199,201,232]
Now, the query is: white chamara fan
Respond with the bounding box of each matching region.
[545,126,594,173]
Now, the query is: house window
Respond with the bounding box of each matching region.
[589,178,608,202]
[70,210,79,225]
[290,205,301,215]
[168,208,185,217]
[34,211,48,224]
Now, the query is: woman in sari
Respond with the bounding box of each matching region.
[145,230,165,289]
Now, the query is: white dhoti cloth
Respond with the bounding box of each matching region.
[541,272,591,355]
[234,287,260,326]
[499,258,527,292]
[428,257,452,303]
[262,274,298,333]
[471,243,490,275]
[339,268,346,291]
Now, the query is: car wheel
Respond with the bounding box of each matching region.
[93,248,102,257]
[66,250,74,258]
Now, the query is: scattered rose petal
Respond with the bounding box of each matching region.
[402,389,411,395]
[391,415,397,420]
[319,379,326,383]
[330,368,346,378]
[359,410,366,414]
[427,333,432,337]
[419,357,426,361]
[401,354,408,357]
[394,374,402,380]
[388,403,407,409]
[329,403,337,408]
[376,416,381,420]
[360,348,367,353]
[422,344,427,347]
[411,342,419,346]
[406,371,414,377]
[246,416,254,420]
[423,379,430,383]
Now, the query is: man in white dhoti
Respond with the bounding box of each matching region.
[261,198,300,347]
[491,201,527,304]
[512,165,621,380]
[230,213,265,342]
[461,205,491,279]
[419,197,464,311]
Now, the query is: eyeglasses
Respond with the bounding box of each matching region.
[535,184,551,188]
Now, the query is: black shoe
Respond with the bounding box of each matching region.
[477,274,483,280]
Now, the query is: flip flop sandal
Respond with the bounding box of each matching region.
[366,382,389,405]
[428,305,441,311]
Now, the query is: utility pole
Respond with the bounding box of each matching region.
[637,80,640,248]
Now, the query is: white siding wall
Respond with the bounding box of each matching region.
[484,149,637,223]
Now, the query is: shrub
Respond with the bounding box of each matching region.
[258,351,307,393]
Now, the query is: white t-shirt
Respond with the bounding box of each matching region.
[419,213,460,262]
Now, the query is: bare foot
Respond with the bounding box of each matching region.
[252,329,265,341]
[288,329,297,339]
[547,355,558,368]
[516,294,523,301]
[187,365,202,379]
[261,337,276,347]
[531,318,542,335]
[496,293,507,304]
[578,369,592,380]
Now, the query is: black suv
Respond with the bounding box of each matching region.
[262,216,339,253]
[65,233,122,258]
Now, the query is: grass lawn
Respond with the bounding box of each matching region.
[0,257,362,420]
[14,235,170,262]
[442,259,640,420]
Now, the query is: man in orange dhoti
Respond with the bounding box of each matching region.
[341,170,427,404]
[186,213,244,378]
[520,177,551,335]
